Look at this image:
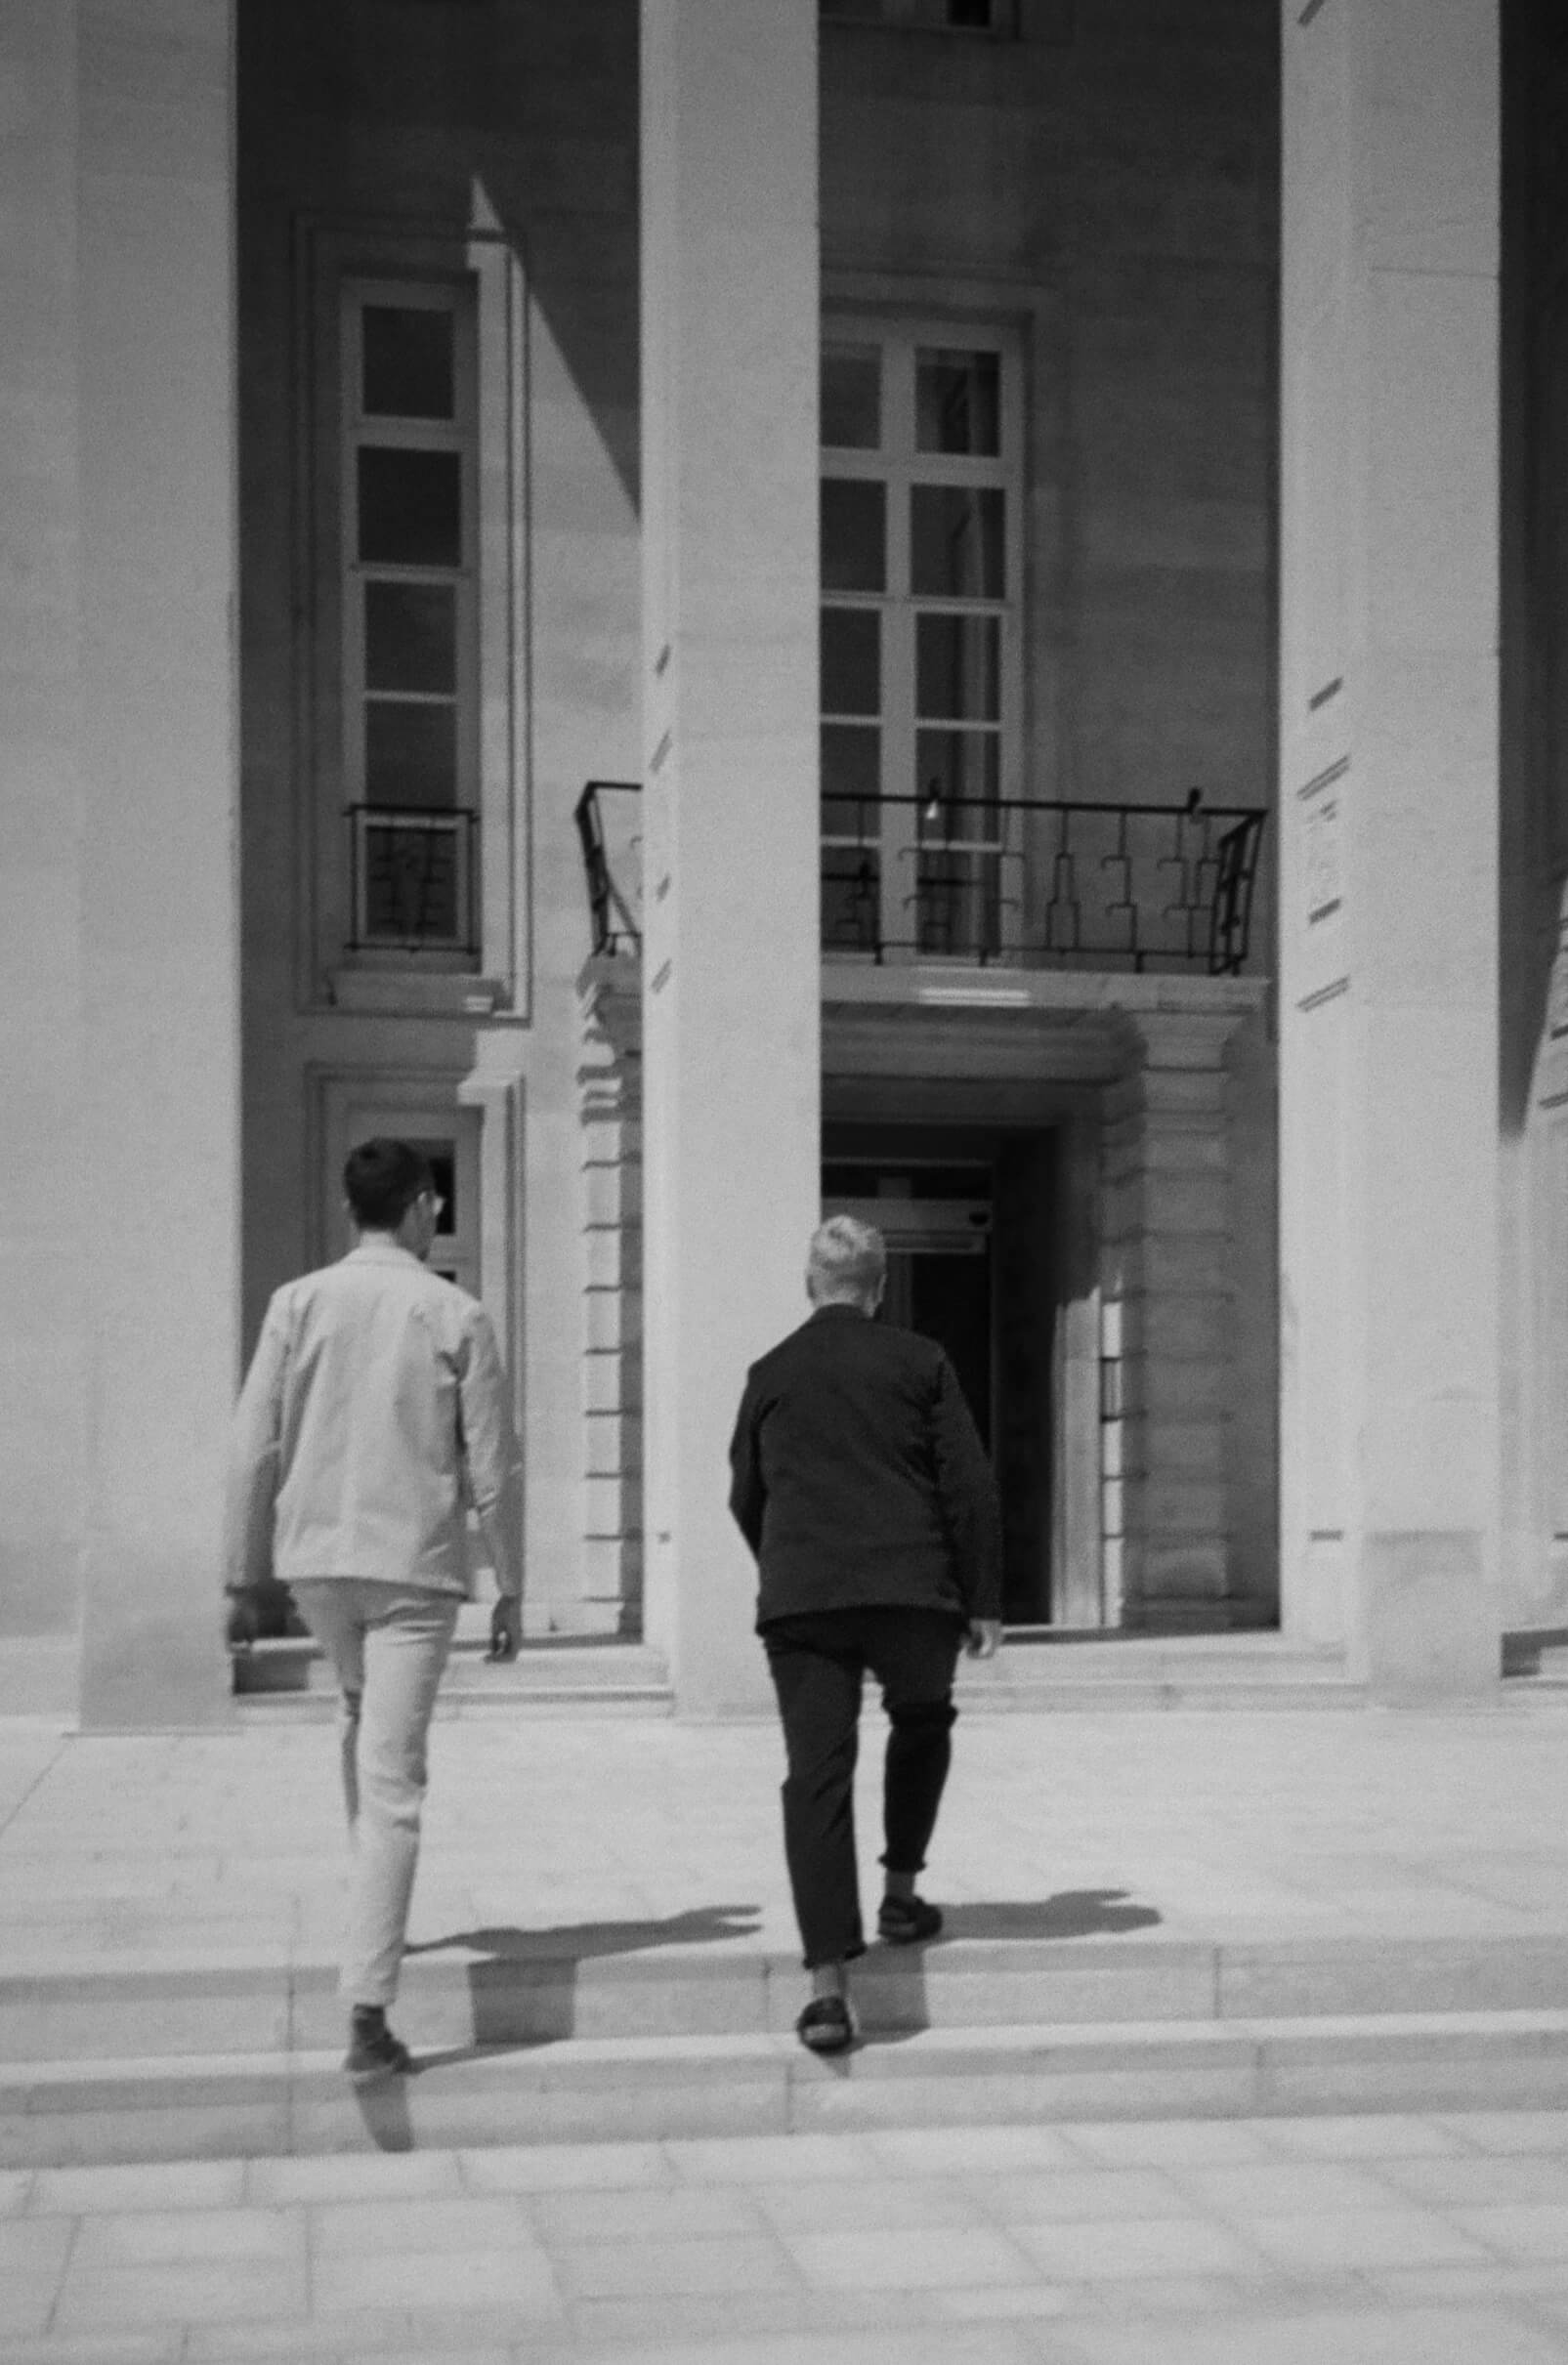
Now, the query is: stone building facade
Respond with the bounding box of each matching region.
[0,0,1535,1722]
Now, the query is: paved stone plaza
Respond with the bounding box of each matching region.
[13,2110,1568,2361]
[6,1700,1568,1960]
[7,1700,1568,2359]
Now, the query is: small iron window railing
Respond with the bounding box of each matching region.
[575,781,1265,978]
[346,804,480,953]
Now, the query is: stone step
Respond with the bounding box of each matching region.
[234,1630,1362,1717]
[234,1637,675,1719]
[957,1634,1363,1711]
[6,2008,1568,2168]
[7,1931,1567,2063]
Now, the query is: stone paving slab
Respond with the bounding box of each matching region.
[5,1707,1568,1974]
[7,2112,1568,2361]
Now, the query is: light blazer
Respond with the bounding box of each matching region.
[226,1242,523,1598]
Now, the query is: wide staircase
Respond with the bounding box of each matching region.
[11,1633,1568,2173]
[7,1912,1568,2171]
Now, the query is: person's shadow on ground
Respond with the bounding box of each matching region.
[400,1892,1160,2063]
[939,1890,1162,1942]
[402,1905,764,2057]
[405,1902,763,1967]
[857,1888,1164,2049]
[353,1890,1162,2139]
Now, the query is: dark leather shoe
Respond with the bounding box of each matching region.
[343,2009,412,2082]
[795,1995,858,2053]
[877,1893,943,1945]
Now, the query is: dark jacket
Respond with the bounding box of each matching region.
[728,1302,1003,1628]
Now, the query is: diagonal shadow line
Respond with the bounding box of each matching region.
[402,1905,767,2051]
[854,1890,1165,2047]
[396,1892,1164,2061]
[349,2071,416,2152]
[403,1904,765,1964]
[938,1891,1163,1943]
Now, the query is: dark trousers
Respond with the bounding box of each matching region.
[762,1606,964,1969]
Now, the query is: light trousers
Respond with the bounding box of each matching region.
[290,1580,459,2007]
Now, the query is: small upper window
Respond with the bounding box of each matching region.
[340,278,480,956]
[820,0,1016,29]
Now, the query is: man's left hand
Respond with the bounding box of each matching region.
[964,1618,1002,1661]
[225,1591,261,1652]
[487,1593,522,1663]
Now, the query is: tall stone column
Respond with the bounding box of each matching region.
[640,0,822,1714]
[1104,1011,1249,1631]
[1279,0,1500,1698]
[77,0,239,1726]
[0,2,86,1711]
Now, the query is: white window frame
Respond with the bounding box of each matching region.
[293,213,528,1018]
[314,1070,483,1299]
[339,277,482,962]
[821,317,1024,962]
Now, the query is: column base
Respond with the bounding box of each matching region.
[1356,1530,1499,1705]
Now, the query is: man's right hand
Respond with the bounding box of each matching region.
[964,1619,1002,1661]
[487,1593,521,1662]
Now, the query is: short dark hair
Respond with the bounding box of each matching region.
[343,1137,435,1231]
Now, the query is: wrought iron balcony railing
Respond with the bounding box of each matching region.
[574,781,645,957]
[576,781,1265,977]
[347,804,480,954]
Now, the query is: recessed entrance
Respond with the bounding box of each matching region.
[823,1127,1061,1625]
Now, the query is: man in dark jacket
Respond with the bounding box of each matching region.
[729,1214,1002,2053]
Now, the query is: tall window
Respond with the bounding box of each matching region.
[820,322,1020,958]
[341,280,480,954]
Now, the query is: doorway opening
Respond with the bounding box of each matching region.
[823,1125,1064,1626]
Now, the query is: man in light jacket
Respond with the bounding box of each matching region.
[729,1215,1002,2054]
[226,1137,523,2081]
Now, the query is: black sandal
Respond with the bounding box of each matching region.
[795,1994,858,2054]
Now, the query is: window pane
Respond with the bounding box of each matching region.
[364,582,457,695]
[822,848,881,952]
[821,723,880,835]
[916,612,999,720]
[916,847,1002,956]
[822,479,886,593]
[821,607,881,716]
[916,729,1004,956]
[361,821,460,943]
[911,486,1005,599]
[822,343,881,448]
[916,729,1000,831]
[361,306,455,420]
[358,448,462,568]
[364,698,458,807]
[403,1140,457,1236]
[915,348,1000,455]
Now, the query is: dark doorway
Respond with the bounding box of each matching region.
[822,1130,1054,1624]
[895,1248,993,1451]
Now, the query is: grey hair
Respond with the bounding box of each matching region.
[807,1214,887,1307]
